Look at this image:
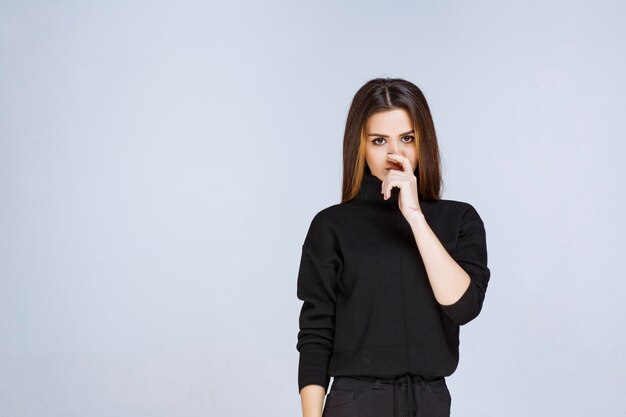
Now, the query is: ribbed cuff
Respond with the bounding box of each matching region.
[298,370,330,394]
[298,350,332,393]
[439,279,480,326]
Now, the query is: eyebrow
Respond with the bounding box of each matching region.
[367,130,414,137]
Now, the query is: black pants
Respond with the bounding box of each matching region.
[322,372,452,417]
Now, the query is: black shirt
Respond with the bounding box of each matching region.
[296,171,491,393]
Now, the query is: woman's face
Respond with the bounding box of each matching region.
[364,108,419,181]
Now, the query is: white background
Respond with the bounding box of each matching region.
[1,1,624,416]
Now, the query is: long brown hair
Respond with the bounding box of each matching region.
[341,78,444,203]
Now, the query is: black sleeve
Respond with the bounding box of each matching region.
[439,204,491,326]
[295,212,341,394]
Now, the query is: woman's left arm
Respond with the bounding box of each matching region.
[383,153,490,325]
[383,153,471,306]
[406,211,471,306]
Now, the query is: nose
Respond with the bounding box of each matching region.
[387,142,399,155]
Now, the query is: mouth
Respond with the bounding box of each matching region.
[385,164,403,171]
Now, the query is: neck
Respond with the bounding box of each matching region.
[355,171,400,204]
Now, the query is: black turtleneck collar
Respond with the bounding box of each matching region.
[355,171,401,204]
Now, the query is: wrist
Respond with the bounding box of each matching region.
[406,208,425,226]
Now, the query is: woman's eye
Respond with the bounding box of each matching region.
[372,136,414,145]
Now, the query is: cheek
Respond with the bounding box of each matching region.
[365,146,385,160]
[408,154,419,171]
[403,146,418,164]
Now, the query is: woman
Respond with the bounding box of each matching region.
[296,78,491,417]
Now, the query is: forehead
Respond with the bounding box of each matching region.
[365,109,413,133]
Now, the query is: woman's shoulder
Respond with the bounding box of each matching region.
[305,202,345,229]
[428,197,481,211]
[423,197,486,226]
[307,198,485,228]
[300,203,345,262]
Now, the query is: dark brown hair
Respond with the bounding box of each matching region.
[341,78,444,203]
